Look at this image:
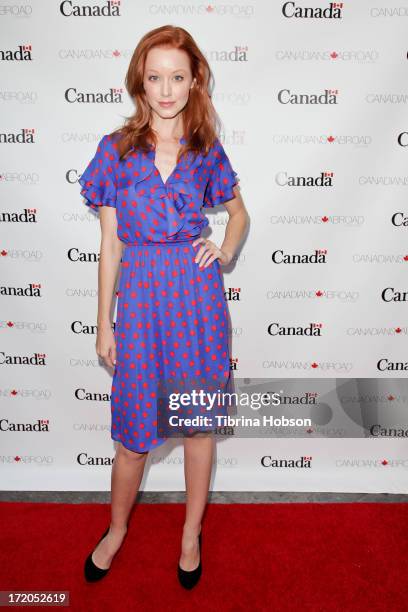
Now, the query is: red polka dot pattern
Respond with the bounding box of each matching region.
[78,132,239,452]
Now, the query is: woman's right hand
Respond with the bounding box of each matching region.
[96,323,116,369]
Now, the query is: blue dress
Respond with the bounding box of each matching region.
[79,132,239,452]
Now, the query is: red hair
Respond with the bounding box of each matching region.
[111,25,223,162]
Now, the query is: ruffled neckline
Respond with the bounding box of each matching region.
[128,136,203,189]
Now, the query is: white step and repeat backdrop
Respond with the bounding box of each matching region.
[2,1,408,492]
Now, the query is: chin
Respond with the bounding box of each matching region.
[156,107,181,118]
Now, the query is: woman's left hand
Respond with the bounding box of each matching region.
[192,237,233,268]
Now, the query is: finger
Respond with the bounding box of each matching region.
[199,249,216,268]
[102,352,113,368]
[192,237,205,248]
[192,238,206,256]
[202,254,217,268]
[194,243,209,265]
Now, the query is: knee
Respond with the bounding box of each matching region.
[116,442,149,461]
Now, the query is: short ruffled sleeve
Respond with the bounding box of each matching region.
[203,138,239,208]
[78,134,118,211]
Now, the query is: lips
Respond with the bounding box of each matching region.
[159,101,175,107]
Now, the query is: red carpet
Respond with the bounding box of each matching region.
[1,501,407,611]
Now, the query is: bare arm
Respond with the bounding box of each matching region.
[219,185,249,264]
[194,185,249,267]
[96,207,124,368]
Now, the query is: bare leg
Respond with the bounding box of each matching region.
[91,441,149,569]
[179,432,214,570]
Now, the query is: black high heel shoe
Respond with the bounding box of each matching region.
[178,531,202,589]
[84,526,111,582]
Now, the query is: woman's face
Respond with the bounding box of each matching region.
[143,46,195,122]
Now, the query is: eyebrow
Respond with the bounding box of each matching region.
[145,68,187,73]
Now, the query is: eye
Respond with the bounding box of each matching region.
[147,74,184,82]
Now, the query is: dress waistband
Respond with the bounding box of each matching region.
[122,238,198,247]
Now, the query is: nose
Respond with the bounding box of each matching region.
[161,77,172,97]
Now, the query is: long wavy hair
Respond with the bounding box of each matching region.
[110,25,222,163]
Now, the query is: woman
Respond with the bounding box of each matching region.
[79,25,248,589]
